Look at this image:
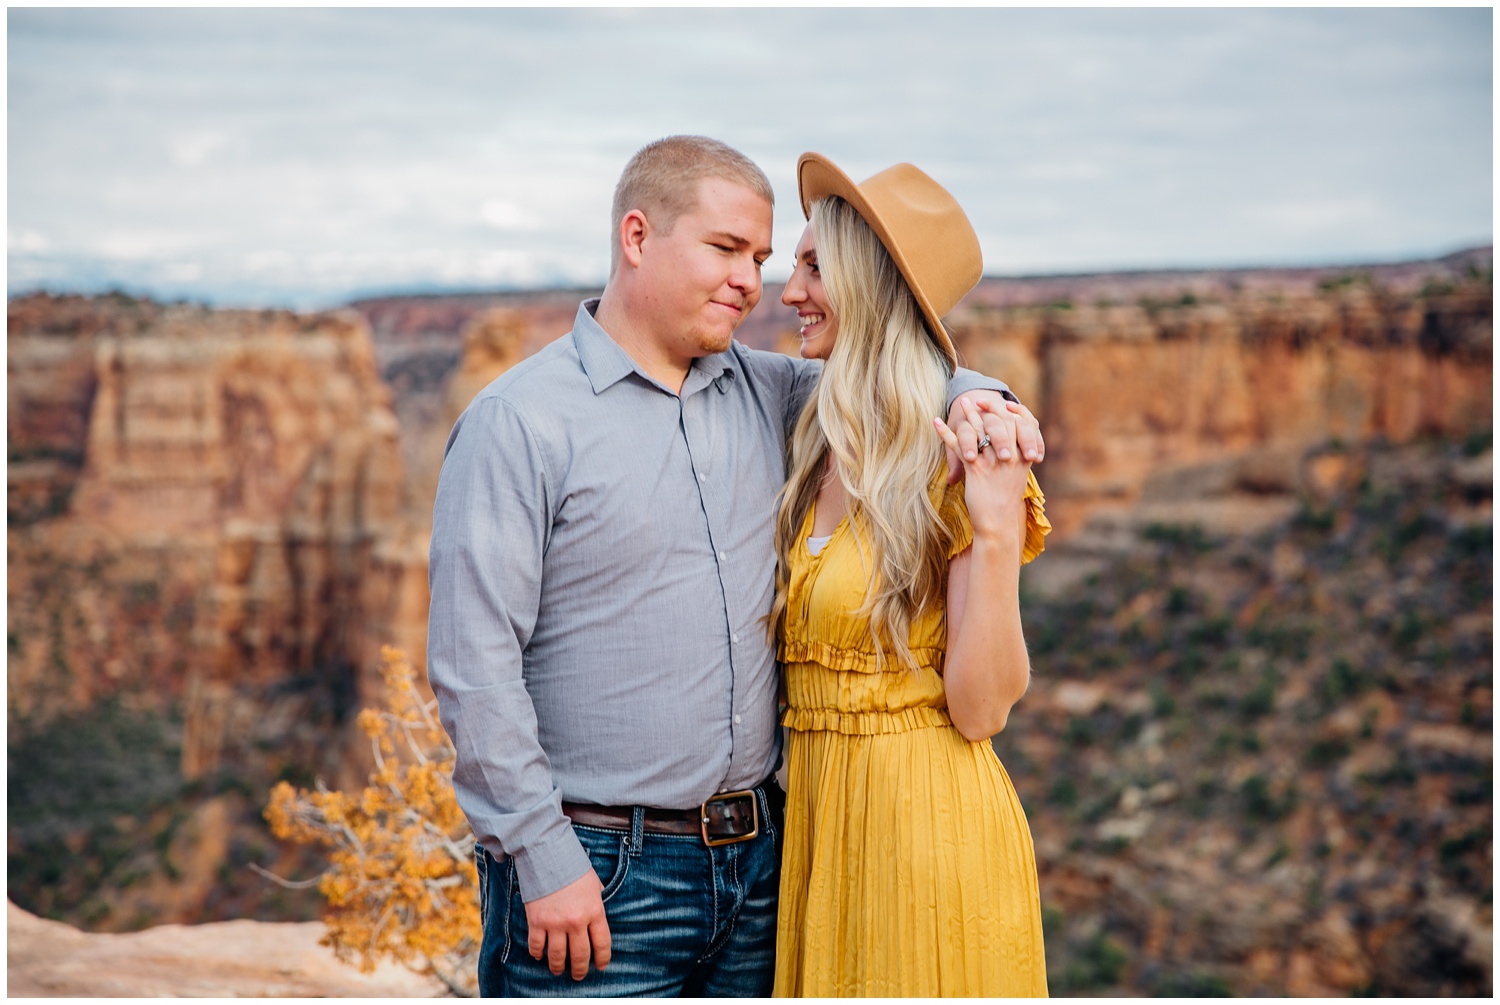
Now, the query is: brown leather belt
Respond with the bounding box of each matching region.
[562,787,762,846]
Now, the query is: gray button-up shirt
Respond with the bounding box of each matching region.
[427,300,1011,901]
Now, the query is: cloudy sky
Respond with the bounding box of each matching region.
[8,7,1492,309]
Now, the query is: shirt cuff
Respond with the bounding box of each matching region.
[510,829,594,903]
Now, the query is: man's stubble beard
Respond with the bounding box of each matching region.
[690,320,738,357]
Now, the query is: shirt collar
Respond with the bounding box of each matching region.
[573,298,738,398]
[573,299,637,395]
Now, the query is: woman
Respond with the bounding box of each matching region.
[769,153,1051,997]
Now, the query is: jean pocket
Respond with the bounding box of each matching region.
[759,785,783,846]
[474,844,490,925]
[573,827,632,905]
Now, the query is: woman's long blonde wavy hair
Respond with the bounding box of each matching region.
[767,196,958,670]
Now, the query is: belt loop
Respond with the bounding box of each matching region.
[629,806,645,857]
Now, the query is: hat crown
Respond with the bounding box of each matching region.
[797,154,981,366]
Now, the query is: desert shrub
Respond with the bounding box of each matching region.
[1143,522,1215,553]
[1319,657,1371,708]
[1051,930,1130,993]
[1439,825,1491,889]
[1064,716,1097,748]
[1048,777,1079,808]
[1305,736,1352,768]
[1169,643,1209,679]
[1238,675,1276,719]
[1186,615,1232,647]
[1390,610,1426,652]
[1293,500,1337,532]
[9,699,182,838]
[1240,774,1297,822]
[1362,749,1418,788]
[265,647,479,995]
[1150,969,1234,996]
[1165,586,1193,615]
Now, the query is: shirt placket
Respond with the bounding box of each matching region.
[678,382,742,791]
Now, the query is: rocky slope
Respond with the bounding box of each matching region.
[1007,438,1491,995]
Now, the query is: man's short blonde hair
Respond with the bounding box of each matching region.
[610,136,775,274]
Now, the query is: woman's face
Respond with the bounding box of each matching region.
[780,224,837,360]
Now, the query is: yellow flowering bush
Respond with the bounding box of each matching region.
[266,646,479,995]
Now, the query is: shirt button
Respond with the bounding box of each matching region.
[698,472,707,481]
[734,715,742,724]
[717,551,726,561]
[731,633,739,644]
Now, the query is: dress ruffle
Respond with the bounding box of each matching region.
[1021,470,1051,566]
[780,704,953,735]
[778,638,945,675]
[939,469,1051,565]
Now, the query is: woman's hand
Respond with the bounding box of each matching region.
[933,395,1032,545]
[941,395,1044,485]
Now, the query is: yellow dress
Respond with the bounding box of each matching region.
[773,472,1051,998]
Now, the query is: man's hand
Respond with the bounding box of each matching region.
[525,869,611,980]
[944,391,1044,484]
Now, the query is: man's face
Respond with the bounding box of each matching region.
[635,176,773,360]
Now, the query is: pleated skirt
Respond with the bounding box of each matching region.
[773,722,1048,997]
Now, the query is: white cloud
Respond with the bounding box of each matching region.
[160,261,204,282]
[6,8,1491,305]
[1250,199,1384,237]
[95,231,197,260]
[9,229,50,252]
[479,199,534,232]
[166,130,238,169]
[1015,160,1109,183]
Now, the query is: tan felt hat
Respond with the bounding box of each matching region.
[797,152,982,369]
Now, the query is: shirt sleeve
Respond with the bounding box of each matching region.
[736,346,823,436]
[426,395,592,902]
[946,366,1019,412]
[740,350,1017,430]
[785,356,823,429]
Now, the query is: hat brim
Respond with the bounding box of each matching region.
[797,152,958,369]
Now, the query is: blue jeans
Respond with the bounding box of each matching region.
[476,785,783,997]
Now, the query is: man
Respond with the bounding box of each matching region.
[427,136,1041,996]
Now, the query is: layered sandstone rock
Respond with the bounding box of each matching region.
[949,282,1492,540]
[8,293,430,928]
[9,294,426,751]
[7,900,444,997]
[405,306,534,533]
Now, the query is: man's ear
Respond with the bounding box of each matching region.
[618,209,649,270]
